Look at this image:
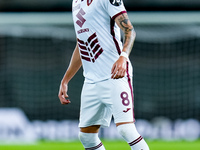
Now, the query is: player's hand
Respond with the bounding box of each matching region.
[111,56,127,79]
[58,81,71,105]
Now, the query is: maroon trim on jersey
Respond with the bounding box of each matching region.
[110,11,127,55]
[111,11,127,20]
[87,0,93,6]
[128,136,143,146]
[80,50,89,56]
[94,48,103,59]
[77,33,104,63]
[110,18,121,55]
[81,55,91,62]
[85,142,103,150]
[77,38,85,44]
[126,61,135,122]
[87,33,96,43]
[78,44,87,50]
[90,38,98,49]
[92,44,100,54]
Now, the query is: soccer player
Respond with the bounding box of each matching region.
[58,0,150,149]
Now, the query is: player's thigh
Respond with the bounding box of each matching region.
[79,82,99,126]
[111,77,135,124]
[79,81,112,128]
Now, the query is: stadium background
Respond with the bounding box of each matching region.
[0,0,200,144]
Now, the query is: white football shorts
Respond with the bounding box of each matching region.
[79,76,135,128]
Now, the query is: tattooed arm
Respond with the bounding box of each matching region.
[115,13,136,55]
[111,13,136,79]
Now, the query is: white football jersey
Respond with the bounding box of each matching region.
[72,0,132,83]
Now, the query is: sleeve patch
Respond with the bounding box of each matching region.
[109,0,122,6]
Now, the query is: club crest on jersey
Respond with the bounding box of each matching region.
[87,0,93,6]
[109,0,122,6]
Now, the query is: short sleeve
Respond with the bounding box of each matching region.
[101,0,127,20]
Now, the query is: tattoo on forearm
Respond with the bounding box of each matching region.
[117,14,135,54]
[118,14,133,33]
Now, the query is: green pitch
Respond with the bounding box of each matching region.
[0,140,199,150]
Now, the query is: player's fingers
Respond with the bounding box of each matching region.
[113,71,123,79]
[63,91,69,98]
[111,69,118,79]
[112,65,126,79]
[120,69,126,77]
[61,99,71,105]
[111,65,119,78]
[112,70,121,79]
[121,70,126,77]
[59,94,71,105]
[58,90,68,101]
[116,71,123,79]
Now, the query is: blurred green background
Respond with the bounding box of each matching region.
[0,0,200,148]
